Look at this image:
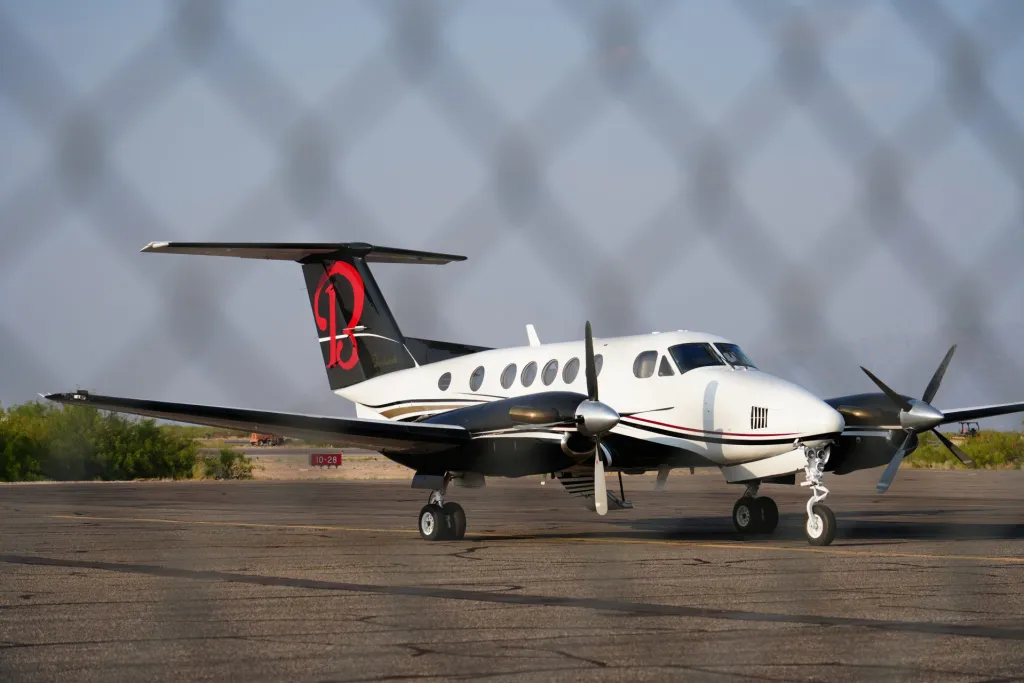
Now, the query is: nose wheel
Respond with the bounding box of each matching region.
[804,503,836,546]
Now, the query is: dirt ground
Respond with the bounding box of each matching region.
[244,451,410,480]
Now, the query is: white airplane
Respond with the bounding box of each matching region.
[45,242,1024,546]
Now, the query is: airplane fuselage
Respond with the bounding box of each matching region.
[340,330,845,476]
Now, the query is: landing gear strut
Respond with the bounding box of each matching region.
[801,445,836,546]
[417,474,467,541]
[732,481,779,535]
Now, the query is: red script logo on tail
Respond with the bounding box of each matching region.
[314,262,364,370]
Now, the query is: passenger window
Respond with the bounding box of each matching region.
[594,354,604,376]
[521,361,538,387]
[542,359,559,386]
[500,363,517,390]
[563,357,580,384]
[633,351,658,379]
[658,355,675,376]
[438,372,451,391]
[469,366,485,391]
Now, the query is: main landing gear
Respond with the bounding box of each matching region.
[417,474,467,541]
[731,482,779,535]
[731,444,837,546]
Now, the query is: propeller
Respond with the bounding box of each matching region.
[860,345,974,493]
[583,321,609,514]
[510,321,665,514]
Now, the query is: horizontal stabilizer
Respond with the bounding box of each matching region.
[43,391,469,454]
[141,241,466,265]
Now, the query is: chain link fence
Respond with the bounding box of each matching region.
[1,0,1023,416]
[2,3,1024,680]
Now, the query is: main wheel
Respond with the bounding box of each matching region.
[756,496,779,534]
[418,505,445,541]
[442,502,467,540]
[804,503,836,546]
[732,497,762,534]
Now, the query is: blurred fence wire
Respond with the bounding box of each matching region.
[1,0,1023,414]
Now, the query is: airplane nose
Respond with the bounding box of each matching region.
[817,402,846,436]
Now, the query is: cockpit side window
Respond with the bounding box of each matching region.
[668,343,725,375]
[658,355,675,376]
[715,343,756,369]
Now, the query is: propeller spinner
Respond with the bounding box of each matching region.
[860,345,974,493]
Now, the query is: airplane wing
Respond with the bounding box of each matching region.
[940,401,1024,424]
[42,392,470,454]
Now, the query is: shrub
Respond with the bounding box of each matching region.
[199,449,255,480]
[0,401,197,481]
[907,430,1024,470]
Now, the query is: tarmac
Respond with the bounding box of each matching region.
[2,468,1023,682]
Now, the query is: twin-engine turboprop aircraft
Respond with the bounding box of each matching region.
[45,242,1024,546]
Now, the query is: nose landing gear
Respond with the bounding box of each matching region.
[800,445,836,546]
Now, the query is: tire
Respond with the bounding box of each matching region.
[805,503,836,546]
[756,496,779,534]
[418,505,445,541]
[442,502,467,540]
[732,497,762,534]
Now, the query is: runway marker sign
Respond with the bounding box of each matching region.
[310,453,343,468]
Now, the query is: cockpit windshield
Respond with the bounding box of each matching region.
[715,343,756,369]
[668,343,725,374]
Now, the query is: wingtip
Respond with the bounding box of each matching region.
[140,241,169,253]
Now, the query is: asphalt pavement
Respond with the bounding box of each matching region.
[2,468,1023,682]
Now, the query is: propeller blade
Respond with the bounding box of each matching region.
[876,438,909,494]
[618,406,673,418]
[922,345,956,405]
[932,429,975,467]
[585,320,598,402]
[860,367,913,411]
[654,465,670,491]
[594,444,607,516]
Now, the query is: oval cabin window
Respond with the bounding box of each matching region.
[500,363,517,390]
[633,351,658,379]
[542,359,559,386]
[521,361,538,387]
[438,372,452,391]
[562,357,580,384]
[469,366,485,391]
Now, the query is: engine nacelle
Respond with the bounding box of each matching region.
[560,432,596,458]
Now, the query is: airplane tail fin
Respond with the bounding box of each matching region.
[141,241,468,390]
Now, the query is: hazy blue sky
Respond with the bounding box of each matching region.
[1,0,1022,427]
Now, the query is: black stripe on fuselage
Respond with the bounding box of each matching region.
[621,418,840,446]
[361,397,492,409]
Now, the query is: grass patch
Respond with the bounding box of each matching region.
[907,430,1024,470]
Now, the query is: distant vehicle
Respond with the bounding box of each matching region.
[250,432,284,447]
[958,422,980,438]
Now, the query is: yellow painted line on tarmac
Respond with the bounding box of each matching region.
[50,514,1024,564]
[531,535,1024,565]
[49,514,417,535]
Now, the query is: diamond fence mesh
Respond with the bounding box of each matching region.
[1,2,1023,678]
[2,0,1023,417]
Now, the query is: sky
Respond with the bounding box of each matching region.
[1,0,1023,428]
